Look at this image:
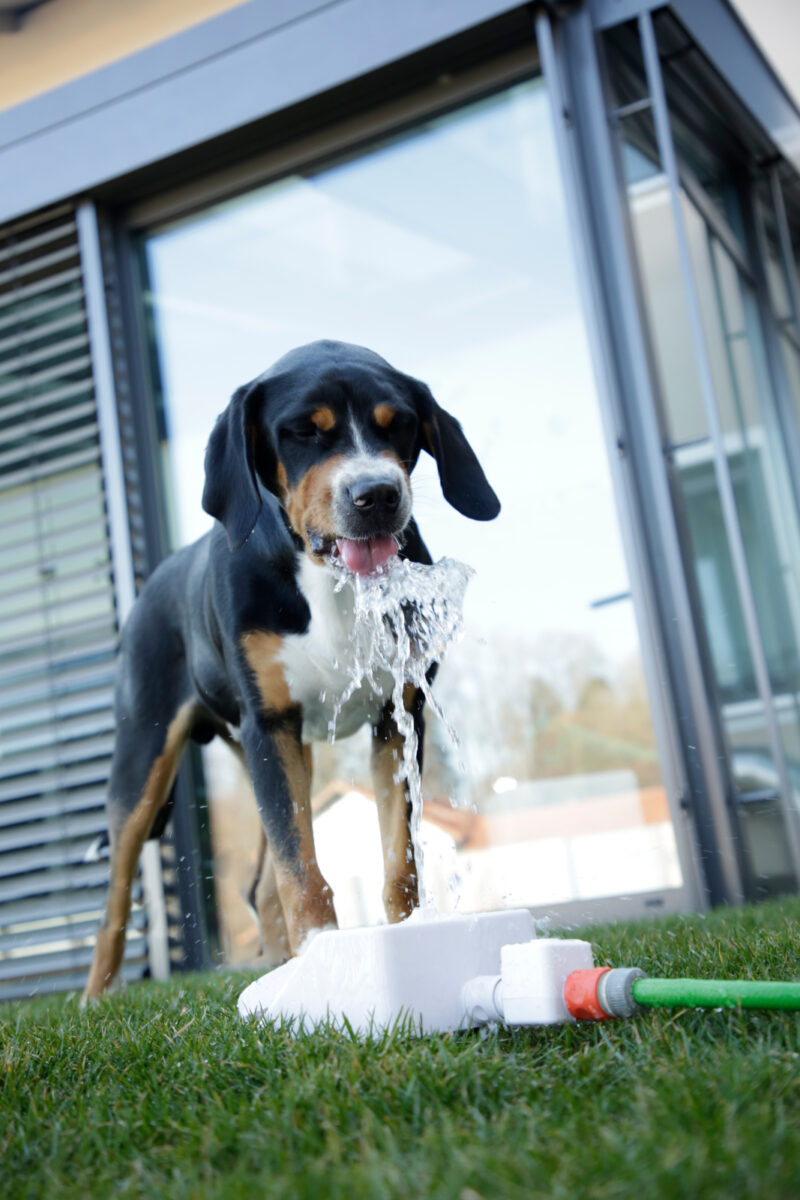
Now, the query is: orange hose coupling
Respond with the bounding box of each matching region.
[564,966,613,1021]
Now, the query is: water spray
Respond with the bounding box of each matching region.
[327,554,473,907]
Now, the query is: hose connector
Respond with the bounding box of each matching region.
[597,967,647,1018]
[564,966,613,1021]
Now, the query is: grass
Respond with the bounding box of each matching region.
[2,899,800,1199]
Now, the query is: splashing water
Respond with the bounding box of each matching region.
[329,555,474,908]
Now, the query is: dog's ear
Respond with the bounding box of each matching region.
[411,381,500,521]
[202,381,281,550]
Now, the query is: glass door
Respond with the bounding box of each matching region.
[138,73,694,961]
[610,18,800,898]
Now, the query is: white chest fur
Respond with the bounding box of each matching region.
[278,558,393,743]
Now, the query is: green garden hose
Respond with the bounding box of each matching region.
[632,976,800,1012]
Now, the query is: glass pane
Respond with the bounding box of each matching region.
[603,0,756,271]
[754,180,792,324]
[777,170,800,334]
[692,216,800,719]
[601,21,650,108]
[651,12,753,251]
[144,78,681,959]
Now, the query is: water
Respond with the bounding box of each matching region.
[329,555,474,907]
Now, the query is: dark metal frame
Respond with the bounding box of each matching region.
[100,213,213,971]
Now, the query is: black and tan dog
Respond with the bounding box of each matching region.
[83,340,499,1000]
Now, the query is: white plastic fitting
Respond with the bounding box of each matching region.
[502,938,597,1024]
[460,974,505,1025]
[461,938,597,1026]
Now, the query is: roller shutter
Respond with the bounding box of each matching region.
[0,205,148,1000]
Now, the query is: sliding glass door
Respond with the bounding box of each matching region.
[609,12,800,898]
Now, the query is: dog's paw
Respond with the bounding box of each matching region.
[295,923,338,957]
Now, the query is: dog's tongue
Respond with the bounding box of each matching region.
[336,535,398,576]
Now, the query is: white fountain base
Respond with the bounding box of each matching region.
[238,908,542,1036]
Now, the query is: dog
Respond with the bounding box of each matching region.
[83,340,500,1000]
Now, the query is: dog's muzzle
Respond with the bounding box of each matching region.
[330,460,412,576]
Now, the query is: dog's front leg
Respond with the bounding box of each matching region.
[240,712,336,953]
[371,686,425,923]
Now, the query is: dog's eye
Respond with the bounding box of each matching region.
[381,411,415,441]
[284,423,322,443]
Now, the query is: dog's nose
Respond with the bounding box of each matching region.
[348,478,401,518]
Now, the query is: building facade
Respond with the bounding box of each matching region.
[2,0,800,997]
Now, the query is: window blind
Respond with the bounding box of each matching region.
[0,206,148,1000]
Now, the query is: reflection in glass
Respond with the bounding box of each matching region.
[144,79,680,958]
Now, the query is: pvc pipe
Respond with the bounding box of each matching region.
[631,977,800,1012]
[461,974,504,1025]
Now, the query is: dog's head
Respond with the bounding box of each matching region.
[202,340,500,573]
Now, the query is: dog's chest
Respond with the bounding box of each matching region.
[278,559,393,742]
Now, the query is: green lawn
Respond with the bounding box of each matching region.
[2,898,800,1199]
